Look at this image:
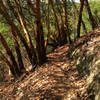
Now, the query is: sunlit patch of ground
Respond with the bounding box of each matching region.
[0,28,100,100]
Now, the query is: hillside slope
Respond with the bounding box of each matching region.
[0,28,100,100]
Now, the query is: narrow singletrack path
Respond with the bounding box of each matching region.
[0,28,100,100]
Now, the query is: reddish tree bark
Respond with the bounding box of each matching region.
[27,0,47,65]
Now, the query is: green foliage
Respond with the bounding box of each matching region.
[0,22,14,50]
[0,23,9,33]
[82,1,100,32]
[0,1,100,53]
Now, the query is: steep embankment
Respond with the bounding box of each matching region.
[0,28,100,100]
[67,28,100,100]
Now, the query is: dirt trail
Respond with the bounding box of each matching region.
[0,28,100,100]
[0,45,87,100]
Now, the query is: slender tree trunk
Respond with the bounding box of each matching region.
[56,2,64,25]
[55,0,69,45]
[0,33,20,77]
[85,0,98,29]
[27,0,47,65]
[0,0,36,67]
[14,0,37,68]
[77,0,84,38]
[71,0,87,34]
[1,1,26,75]
[45,1,50,49]
[0,51,16,77]
[35,0,47,65]
[62,0,72,43]
[50,0,61,43]
[11,27,26,73]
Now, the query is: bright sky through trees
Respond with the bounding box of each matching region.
[75,0,80,2]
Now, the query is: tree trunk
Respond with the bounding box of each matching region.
[0,51,16,78]
[0,0,36,67]
[77,0,84,38]
[45,1,50,49]
[62,0,72,43]
[50,0,62,45]
[14,0,37,68]
[85,0,98,29]
[27,0,47,65]
[71,0,87,34]
[35,0,47,65]
[0,33,20,77]
[11,27,26,73]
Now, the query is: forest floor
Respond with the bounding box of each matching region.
[0,28,100,100]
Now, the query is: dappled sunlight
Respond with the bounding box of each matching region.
[0,43,87,100]
[0,29,100,100]
[67,29,100,100]
[0,0,100,99]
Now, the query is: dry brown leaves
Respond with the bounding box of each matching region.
[0,28,100,100]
